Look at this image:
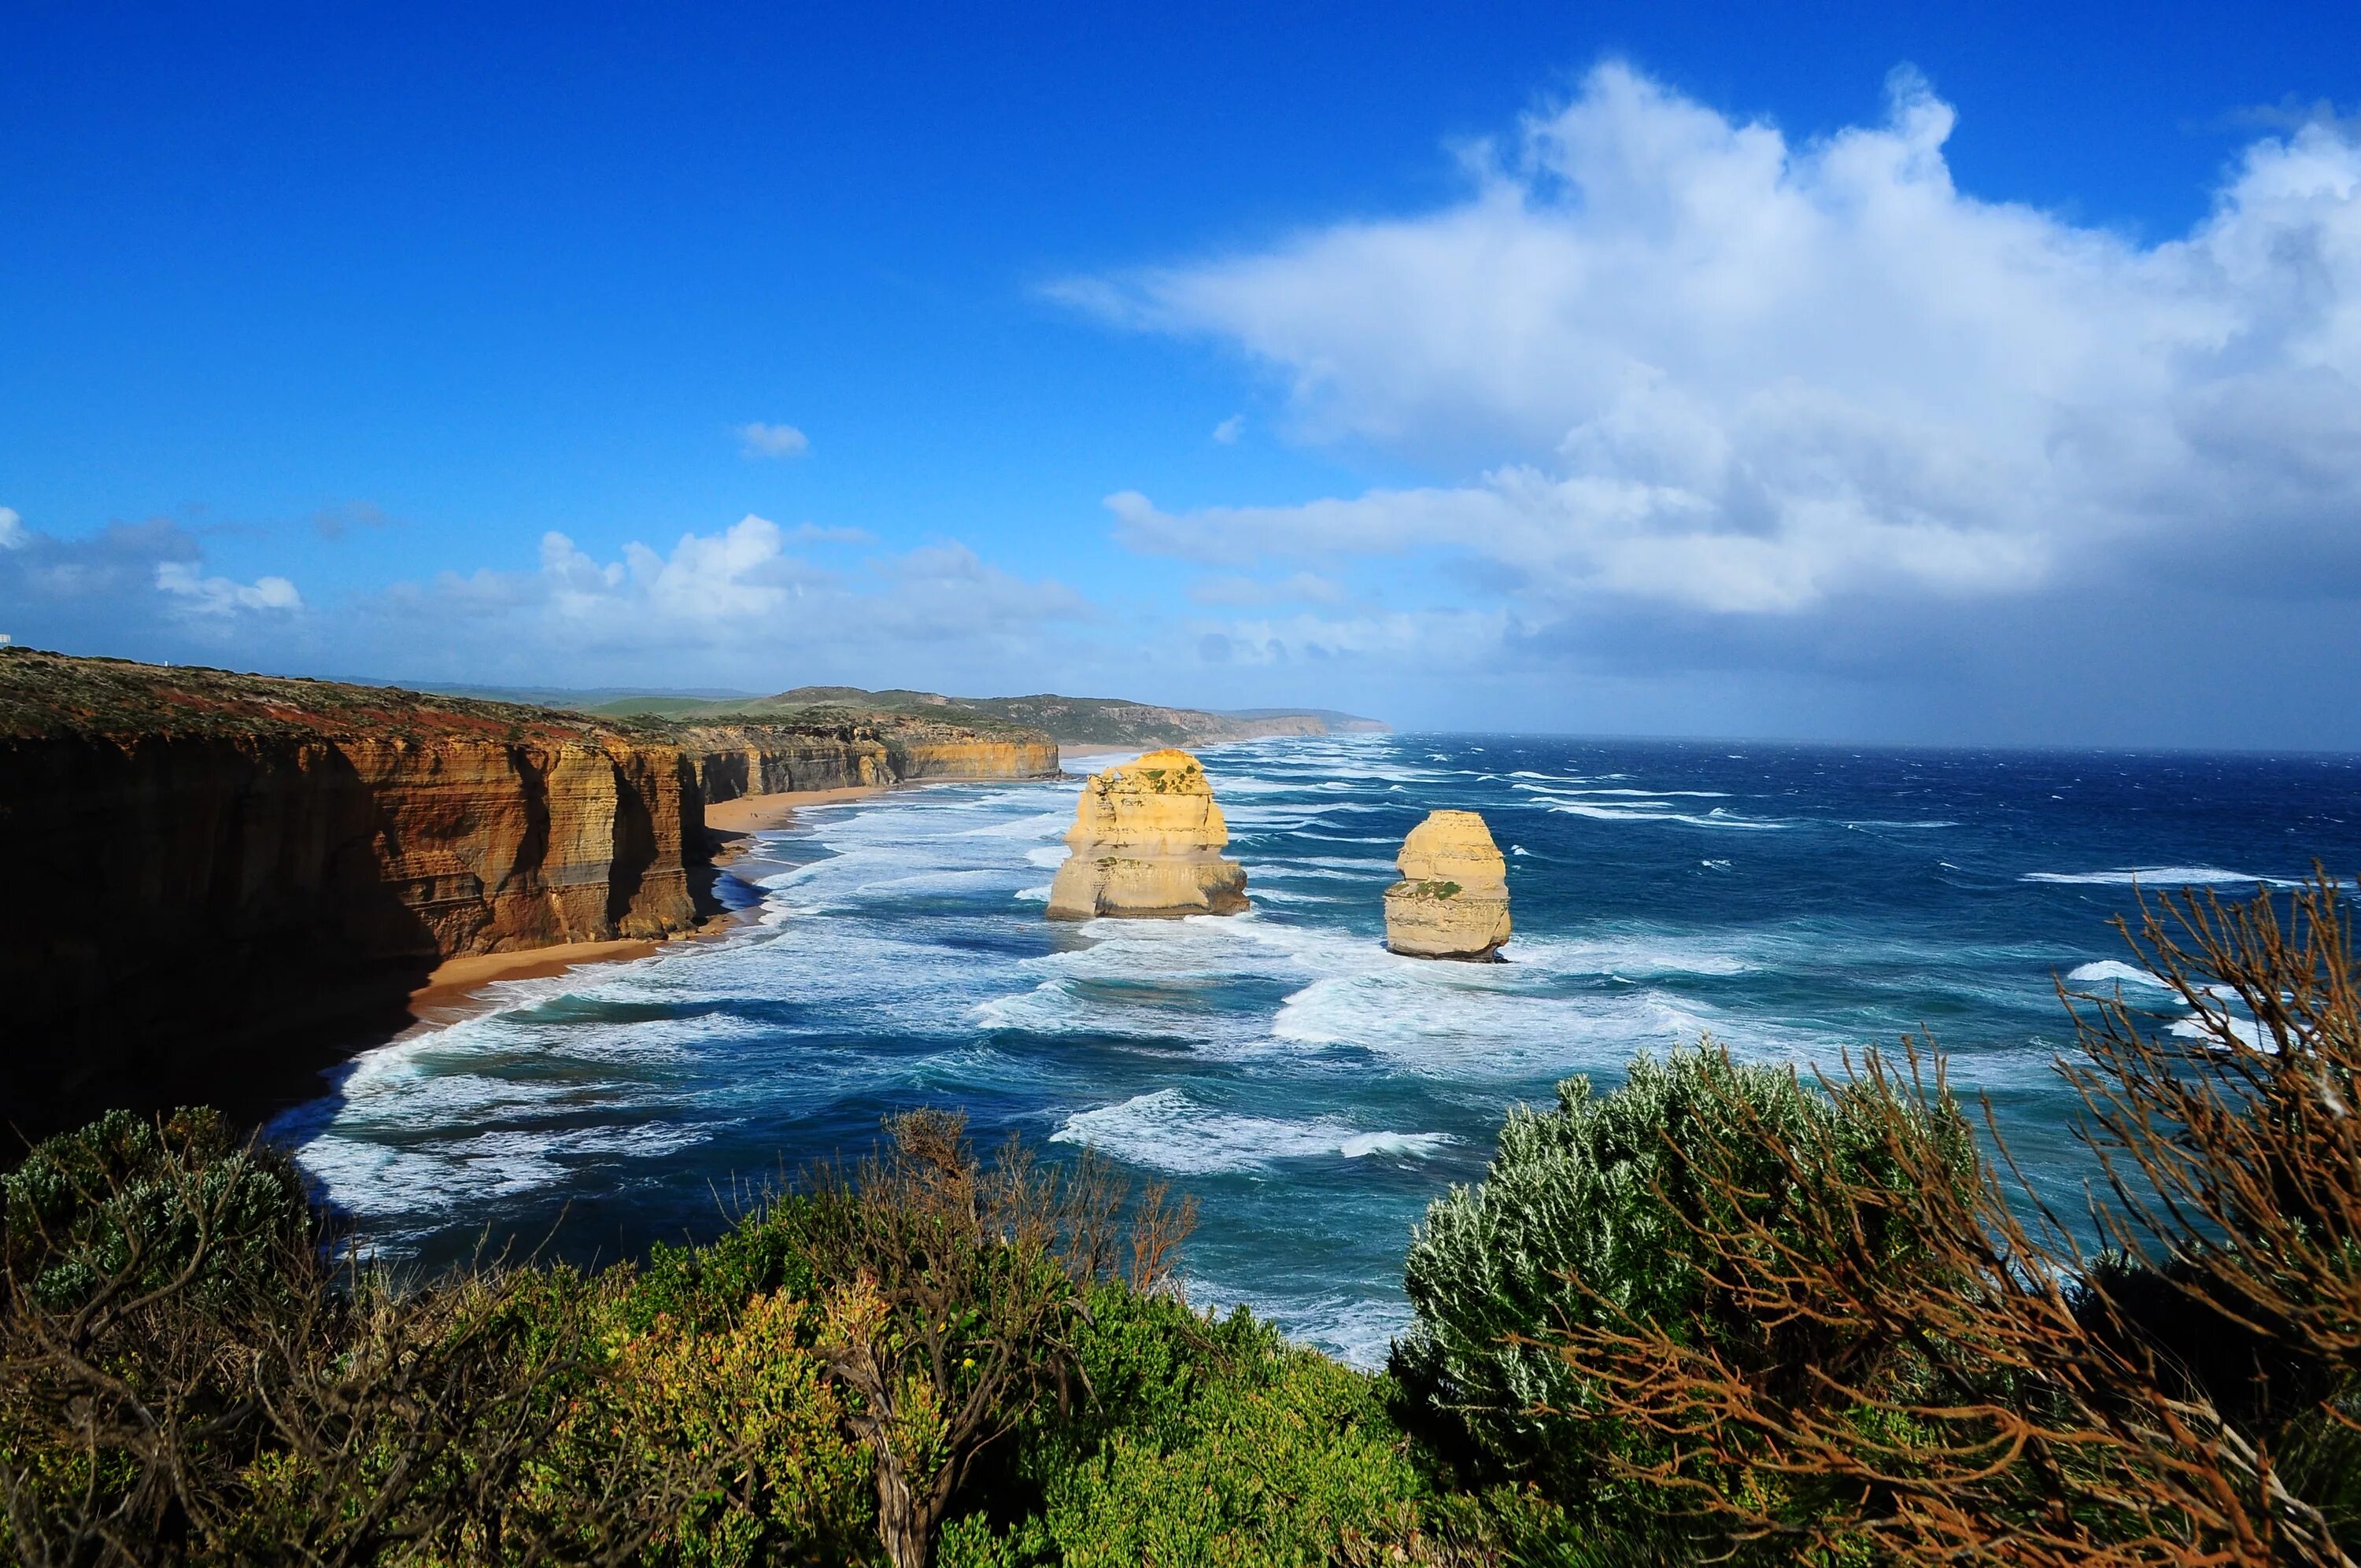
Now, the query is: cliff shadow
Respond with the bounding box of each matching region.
[0,737,448,1152]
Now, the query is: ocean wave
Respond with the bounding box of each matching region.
[2065,960,2171,990]
[1246,886,1332,903]
[1180,1279,1411,1369]
[1539,800,1787,831]
[1517,932,1757,977]
[1247,865,1373,883]
[1050,1089,1451,1175]
[1512,783,1732,799]
[958,810,1071,839]
[1270,965,1732,1076]
[2168,1013,2274,1052]
[2023,867,2299,887]
[294,1119,718,1221]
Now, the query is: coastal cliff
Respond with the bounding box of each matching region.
[0,649,1055,1130]
[670,720,1057,802]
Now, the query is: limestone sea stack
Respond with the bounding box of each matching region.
[1384,810,1512,961]
[1045,748,1249,919]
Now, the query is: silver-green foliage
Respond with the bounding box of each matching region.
[1391,1046,1845,1492]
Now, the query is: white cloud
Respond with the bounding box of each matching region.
[1211,414,1244,444]
[0,507,25,550]
[373,514,1089,677]
[1192,606,1513,669]
[1069,63,2361,622]
[736,421,811,459]
[154,561,302,615]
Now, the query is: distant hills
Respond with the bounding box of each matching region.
[346,677,1388,748]
[571,686,1391,748]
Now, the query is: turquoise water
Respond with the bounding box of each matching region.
[270,734,2361,1364]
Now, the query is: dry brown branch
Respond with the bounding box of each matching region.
[1528,873,2361,1567]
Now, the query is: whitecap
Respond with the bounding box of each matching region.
[1050,1089,1452,1175]
[959,810,1071,840]
[2168,1013,2274,1053]
[2065,960,2172,991]
[295,1120,718,1221]
[2023,867,2298,887]
[1540,800,1786,831]
[1180,1280,1412,1370]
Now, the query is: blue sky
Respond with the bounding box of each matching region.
[6,2,2360,744]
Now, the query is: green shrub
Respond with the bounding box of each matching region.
[940,1289,1434,1568]
[1,1105,312,1313]
[558,1289,876,1566]
[623,1194,821,1334]
[1391,1044,1972,1553]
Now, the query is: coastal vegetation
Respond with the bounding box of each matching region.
[2,876,2355,1565]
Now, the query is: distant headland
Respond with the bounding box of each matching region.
[426,681,1391,749]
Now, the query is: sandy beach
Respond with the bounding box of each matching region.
[401,782,877,1031]
[399,767,1091,1033]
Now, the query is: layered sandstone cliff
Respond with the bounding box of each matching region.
[670,719,1057,801]
[1384,810,1511,961]
[0,649,1056,1131]
[1045,749,1248,919]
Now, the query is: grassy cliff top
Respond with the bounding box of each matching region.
[0,650,1051,749]
[0,647,614,743]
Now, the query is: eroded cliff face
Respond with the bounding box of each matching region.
[1045,748,1248,919]
[0,650,1057,1131]
[1383,810,1512,961]
[672,721,1057,801]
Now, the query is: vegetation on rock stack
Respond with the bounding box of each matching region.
[1044,750,1250,920]
[2,877,2355,1565]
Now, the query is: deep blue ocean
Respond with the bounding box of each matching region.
[270,735,2361,1364]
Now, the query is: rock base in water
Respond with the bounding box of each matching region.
[1046,748,1248,919]
[1384,809,1511,960]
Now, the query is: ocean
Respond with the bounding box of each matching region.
[268,735,2361,1365]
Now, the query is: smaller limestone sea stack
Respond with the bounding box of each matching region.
[1046,748,1249,919]
[1384,810,1512,961]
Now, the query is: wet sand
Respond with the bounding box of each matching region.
[399,785,877,1032]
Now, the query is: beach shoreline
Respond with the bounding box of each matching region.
[393,736,1306,1037]
[396,738,1299,1032]
[399,769,1081,1035]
